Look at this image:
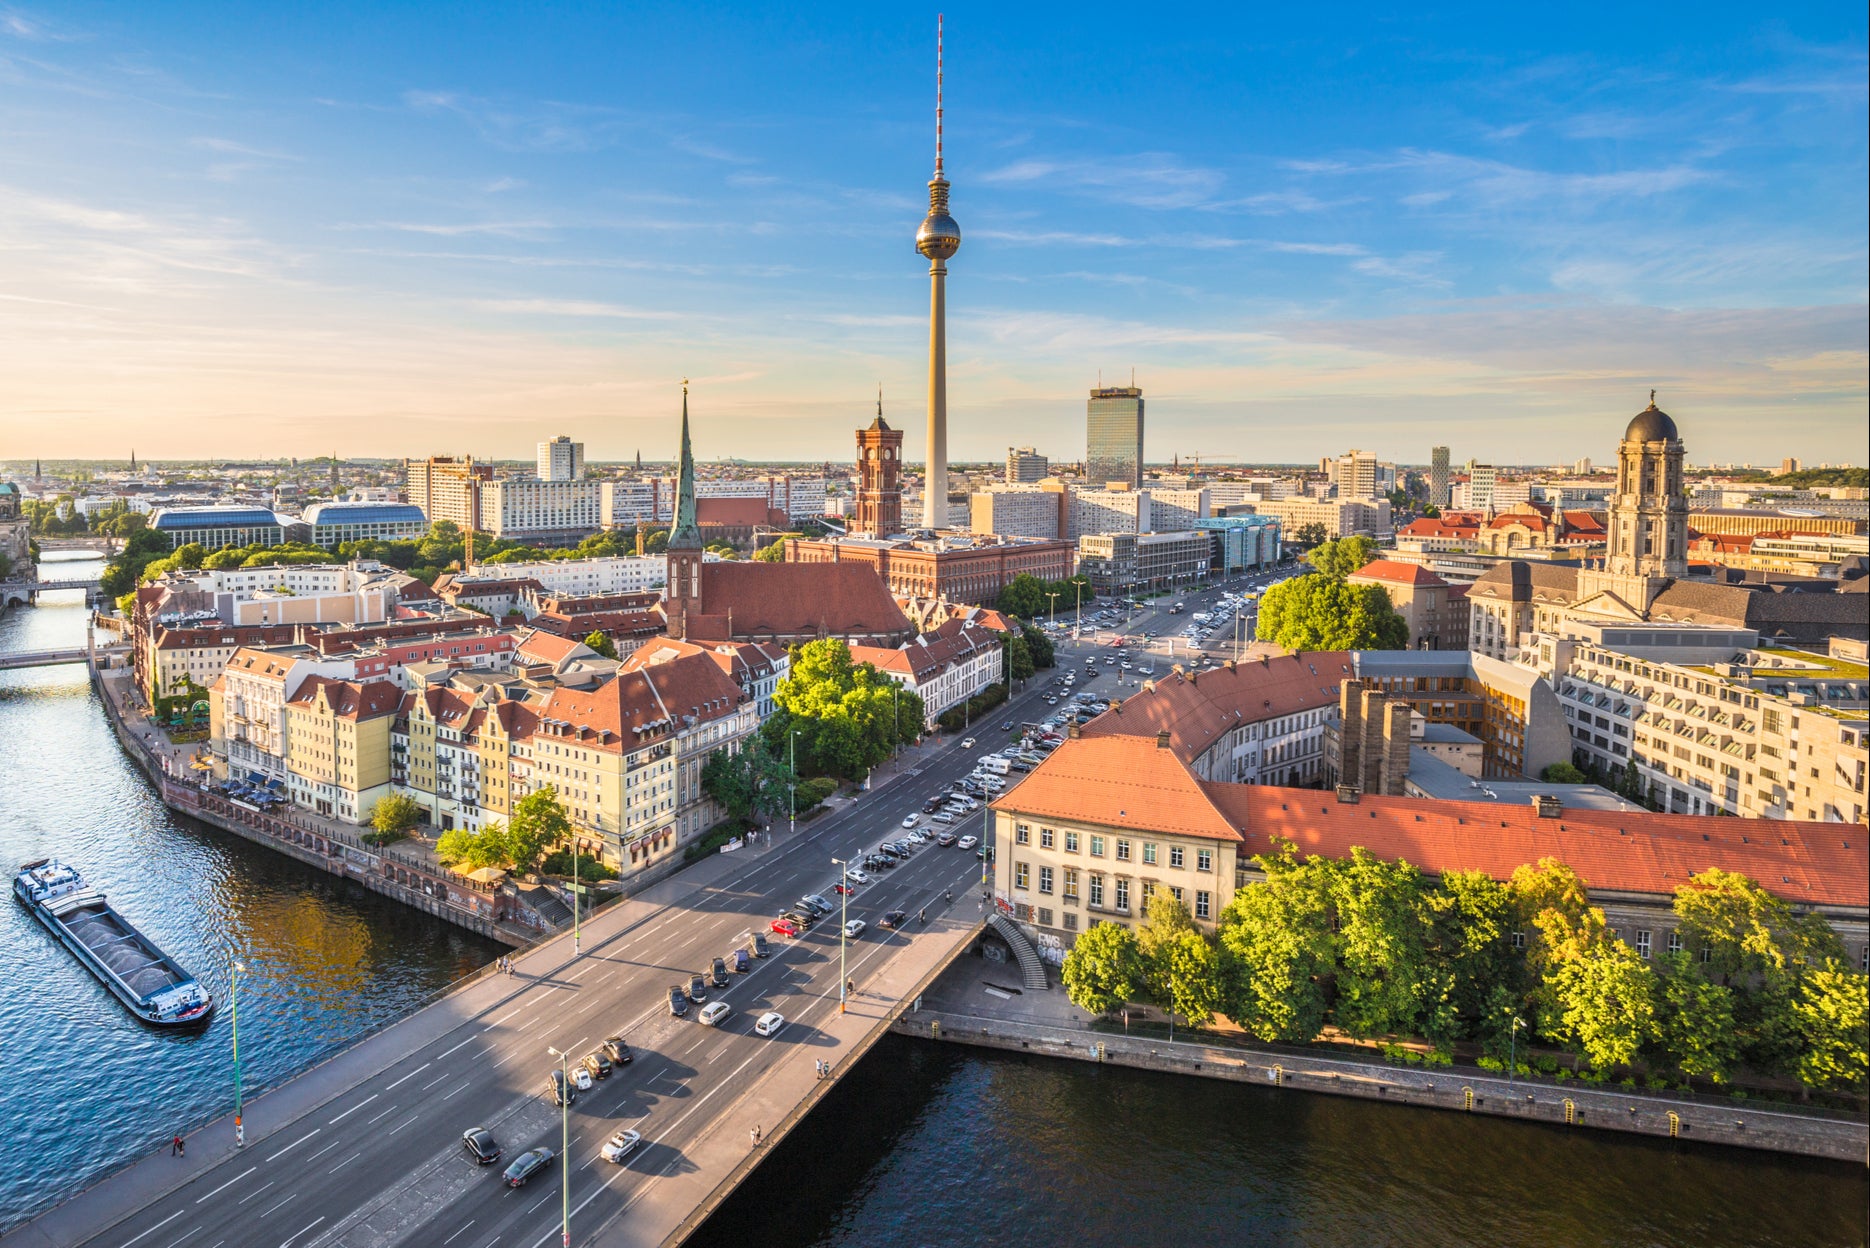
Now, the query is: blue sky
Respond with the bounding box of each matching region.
[0,3,1864,467]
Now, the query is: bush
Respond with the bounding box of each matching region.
[936,683,1009,732]
[683,826,741,863]
[539,850,618,882]
[1477,1055,1503,1073]
[1425,1047,1454,1068]
[794,776,839,810]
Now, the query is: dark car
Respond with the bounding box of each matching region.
[710,957,730,988]
[1000,721,1014,731]
[503,1147,554,1188]
[548,1069,576,1106]
[880,910,908,930]
[462,1127,501,1166]
[668,985,689,1017]
[921,798,942,814]
[751,932,771,958]
[581,1052,612,1080]
[602,1036,633,1065]
[688,973,708,1003]
[780,909,814,929]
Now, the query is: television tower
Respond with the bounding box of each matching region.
[917,16,961,529]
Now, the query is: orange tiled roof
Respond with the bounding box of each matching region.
[1350,559,1447,587]
[287,675,401,720]
[1080,651,1353,762]
[687,562,911,642]
[989,736,1243,841]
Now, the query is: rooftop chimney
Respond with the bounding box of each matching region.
[1533,794,1564,818]
[1155,730,1171,750]
[1067,721,1081,739]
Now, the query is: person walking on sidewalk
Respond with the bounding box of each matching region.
[171,1134,184,1157]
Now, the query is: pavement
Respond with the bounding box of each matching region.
[16,652,1115,1248]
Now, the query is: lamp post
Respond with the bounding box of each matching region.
[1045,590,1059,631]
[546,1046,572,1247]
[787,729,799,837]
[1508,1016,1523,1084]
[833,857,850,1013]
[571,833,581,956]
[231,958,246,1148]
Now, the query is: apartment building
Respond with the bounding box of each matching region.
[1247,496,1394,541]
[849,617,1005,728]
[1349,649,1573,779]
[1006,447,1050,483]
[1346,559,1471,650]
[405,457,493,530]
[282,677,401,822]
[970,482,1068,540]
[210,645,362,784]
[1076,530,1212,595]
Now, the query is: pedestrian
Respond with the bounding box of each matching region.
[171,1134,184,1157]
[750,1124,761,1144]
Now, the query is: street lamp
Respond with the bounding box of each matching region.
[833,857,850,1013]
[231,959,246,1148]
[1508,1016,1523,1084]
[546,1046,572,1247]
[1045,590,1059,631]
[571,834,581,956]
[787,729,801,837]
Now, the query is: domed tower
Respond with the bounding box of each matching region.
[1581,391,1687,612]
[917,16,960,530]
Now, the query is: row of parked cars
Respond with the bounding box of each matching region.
[463,1035,641,1185]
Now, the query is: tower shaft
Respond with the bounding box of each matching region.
[924,258,948,529]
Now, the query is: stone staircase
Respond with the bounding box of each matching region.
[987,912,1049,991]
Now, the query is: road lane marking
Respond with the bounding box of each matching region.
[259,1193,295,1218]
[304,1138,342,1164]
[437,1034,478,1059]
[488,1005,525,1027]
[365,1104,399,1125]
[328,1151,361,1174]
[279,1215,323,1247]
[422,1072,452,1090]
[160,1229,199,1248]
[264,1129,319,1162]
[326,1093,378,1124]
[387,1112,423,1136]
[383,1061,432,1090]
[441,1078,473,1101]
[193,1165,256,1204]
[115,1210,183,1248]
[236,1180,275,1205]
[441,1220,476,1245]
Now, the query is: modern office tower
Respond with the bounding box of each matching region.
[1430,446,1451,507]
[853,399,905,537]
[1087,386,1145,489]
[537,436,584,482]
[917,19,960,529]
[1327,449,1379,498]
[404,456,493,530]
[1464,459,1497,511]
[1006,446,1049,483]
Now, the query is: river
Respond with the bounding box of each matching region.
[0,555,502,1232]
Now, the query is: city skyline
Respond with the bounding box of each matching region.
[0,4,1864,465]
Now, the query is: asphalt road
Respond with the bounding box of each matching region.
[81,655,1108,1248]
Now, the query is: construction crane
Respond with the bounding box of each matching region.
[1180,453,1221,471]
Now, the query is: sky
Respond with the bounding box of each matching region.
[0,3,1864,468]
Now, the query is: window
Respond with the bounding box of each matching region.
[1197,849,1212,873]
[1511,931,1525,950]
[1143,843,1158,866]
[1038,866,1053,895]
[1040,827,1055,850]
[1063,911,1078,931]
[1116,839,1131,861]
[1014,862,1029,889]
[1168,845,1186,869]
[1016,824,1030,846]
[1065,831,1080,853]
[1115,879,1130,912]
[1064,868,1079,900]
[1089,875,1104,907]
[1635,930,1652,959]
[1037,907,1053,927]
[1667,931,1682,955]
[1090,836,1106,857]
[1170,886,1184,904]
[1195,890,1211,920]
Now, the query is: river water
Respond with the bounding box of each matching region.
[0,555,502,1232]
[3,556,1865,1244]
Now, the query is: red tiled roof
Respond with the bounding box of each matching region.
[1350,559,1447,587]
[1080,651,1353,762]
[697,497,781,528]
[1217,787,1868,910]
[687,562,911,642]
[287,675,401,720]
[538,651,745,752]
[514,629,590,666]
[990,736,1243,841]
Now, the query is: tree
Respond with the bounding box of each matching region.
[702,736,795,824]
[436,821,511,872]
[996,573,1046,618]
[1061,922,1146,1016]
[1651,952,1739,1083]
[507,787,570,874]
[1540,761,1588,785]
[768,640,923,779]
[1137,889,1198,971]
[1303,535,1379,579]
[1790,964,1869,1093]
[582,630,618,659]
[1255,574,1409,651]
[1546,934,1657,1070]
[753,538,795,563]
[1215,841,1334,1042]
[1160,930,1225,1027]
[1020,622,1055,670]
[1290,522,1328,548]
[1003,630,1035,682]
[1326,848,1434,1039]
[1422,870,1523,1053]
[1672,867,1843,984]
[368,793,424,844]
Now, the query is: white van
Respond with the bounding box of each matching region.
[983,756,1011,775]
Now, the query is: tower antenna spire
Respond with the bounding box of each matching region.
[935,14,945,177]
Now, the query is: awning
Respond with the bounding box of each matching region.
[247,771,266,784]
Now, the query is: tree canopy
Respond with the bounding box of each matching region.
[997,572,1092,619]
[766,639,923,779]
[1255,573,1408,651]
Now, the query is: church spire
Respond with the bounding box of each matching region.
[668,379,702,550]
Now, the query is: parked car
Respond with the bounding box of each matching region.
[710,957,730,988]
[600,1128,643,1164]
[901,814,920,828]
[750,931,771,958]
[958,835,979,850]
[754,1011,786,1037]
[603,1036,634,1064]
[921,798,942,814]
[687,974,708,1003]
[462,1127,501,1166]
[771,917,801,937]
[581,1052,612,1080]
[503,1147,555,1188]
[780,909,813,929]
[937,832,957,847]
[843,919,867,939]
[932,811,957,825]
[805,893,836,914]
[668,985,689,1017]
[570,1065,594,1092]
[845,868,871,885]
[880,910,908,930]
[699,1001,732,1027]
[548,1070,576,1106]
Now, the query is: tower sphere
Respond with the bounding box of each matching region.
[918,204,960,260]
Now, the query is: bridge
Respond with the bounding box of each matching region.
[0,647,91,672]
[1,568,109,610]
[13,649,1098,1248]
[34,534,120,554]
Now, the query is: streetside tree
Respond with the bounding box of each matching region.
[582,630,618,659]
[1161,930,1225,1028]
[1790,963,1870,1095]
[1326,848,1434,1040]
[1544,933,1658,1071]
[1421,869,1523,1056]
[366,793,425,846]
[1254,571,1409,651]
[436,820,512,872]
[1060,921,1146,1017]
[1215,840,1333,1042]
[507,787,571,874]
[1649,951,1740,1084]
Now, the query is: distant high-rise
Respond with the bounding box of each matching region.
[853,397,904,538]
[1464,459,1497,511]
[1006,446,1049,483]
[405,456,492,530]
[1087,386,1144,489]
[1327,449,1379,499]
[917,18,960,529]
[1780,457,1802,475]
[538,436,585,482]
[1430,446,1450,507]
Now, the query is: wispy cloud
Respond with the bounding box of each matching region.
[980,153,1225,209]
[470,298,667,319]
[404,89,631,153]
[360,219,560,239]
[972,227,1137,247]
[1267,241,1368,256]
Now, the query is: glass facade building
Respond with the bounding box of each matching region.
[1086,387,1144,490]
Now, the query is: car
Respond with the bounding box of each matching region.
[754,1011,786,1037]
[922,798,942,814]
[548,1069,576,1106]
[931,811,957,824]
[668,985,689,1017]
[600,1128,643,1164]
[751,932,771,958]
[771,917,801,937]
[711,957,730,988]
[780,909,814,929]
[687,974,708,1003]
[831,881,853,896]
[843,918,867,939]
[803,893,835,914]
[570,1065,594,1092]
[1000,721,1014,731]
[936,831,957,846]
[699,1001,732,1027]
[880,910,908,930]
[603,1036,634,1065]
[463,1127,502,1166]
[504,1147,555,1188]
[958,835,979,850]
[581,1052,612,1080]
[866,854,894,871]
[733,947,750,973]
[845,867,871,885]
[961,737,976,748]
[910,829,933,843]
[901,814,920,828]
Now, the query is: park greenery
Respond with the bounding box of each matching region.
[365,792,424,846]
[762,638,924,781]
[1254,535,1409,651]
[996,572,1094,620]
[1288,521,1329,548]
[435,786,572,876]
[1060,848,1868,1096]
[701,734,798,826]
